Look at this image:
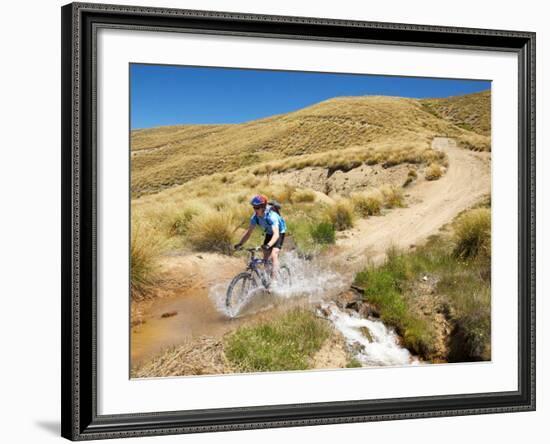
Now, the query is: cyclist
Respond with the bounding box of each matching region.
[234,194,287,285]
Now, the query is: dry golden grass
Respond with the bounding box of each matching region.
[379,185,405,208]
[421,90,491,136]
[128,91,490,262]
[425,163,443,181]
[130,93,488,196]
[350,190,383,216]
[187,211,237,255]
[292,189,316,203]
[130,222,164,300]
[132,336,232,378]
[453,208,491,260]
[325,200,355,231]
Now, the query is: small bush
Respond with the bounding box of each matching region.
[351,191,382,217]
[130,223,163,300]
[453,208,491,260]
[325,200,355,231]
[310,222,336,244]
[187,211,236,255]
[425,163,443,181]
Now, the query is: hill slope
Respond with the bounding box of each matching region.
[420,90,491,136]
[131,91,490,197]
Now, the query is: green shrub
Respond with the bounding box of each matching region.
[453,208,491,260]
[310,222,336,244]
[286,219,316,255]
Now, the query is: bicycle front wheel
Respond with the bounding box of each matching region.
[226,272,257,313]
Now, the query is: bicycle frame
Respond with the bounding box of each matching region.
[244,248,272,288]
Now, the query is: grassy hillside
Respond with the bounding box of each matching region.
[131,93,490,197]
[420,90,491,136]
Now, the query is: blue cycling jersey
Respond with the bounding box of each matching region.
[250,208,286,235]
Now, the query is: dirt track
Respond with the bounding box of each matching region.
[131,138,491,367]
[335,137,491,269]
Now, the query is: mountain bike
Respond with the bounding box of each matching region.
[225,247,292,313]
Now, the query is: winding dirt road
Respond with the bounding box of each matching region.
[335,137,491,270]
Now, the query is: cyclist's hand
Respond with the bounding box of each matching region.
[234,243,243,250]
[261,244,271,251]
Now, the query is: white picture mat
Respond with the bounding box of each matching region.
[97,28,518,415]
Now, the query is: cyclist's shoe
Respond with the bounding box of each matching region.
[234,243,243,250]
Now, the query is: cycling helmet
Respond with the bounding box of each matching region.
[250,194,268,207]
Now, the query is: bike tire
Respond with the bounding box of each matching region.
[277,265,292,288]
[225,272,257,312]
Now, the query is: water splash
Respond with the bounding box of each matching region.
[272,251,348,301]
[208,251,348,318]
[320,302,418,367]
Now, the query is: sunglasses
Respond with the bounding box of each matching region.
[252,205,263,210]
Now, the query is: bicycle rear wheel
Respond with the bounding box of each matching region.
[226,272,257,314]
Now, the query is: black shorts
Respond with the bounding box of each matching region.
[263,233,285,249]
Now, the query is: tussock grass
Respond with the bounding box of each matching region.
[425,163,443,181]
[380,185,405,208]
[292,189,316,203]
[453,208,491,260]
[224,308,330,372]
[325,200,355,231]
[350,190,383,217]
[187,211,237,255]
[168,204,203,236]
[130,223,163,300]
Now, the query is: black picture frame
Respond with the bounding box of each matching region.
[61,2,536,441]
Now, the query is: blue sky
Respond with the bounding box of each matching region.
[130,64,491,130]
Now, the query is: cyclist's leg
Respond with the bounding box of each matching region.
[270,247,280,280]
[270,233,285,280]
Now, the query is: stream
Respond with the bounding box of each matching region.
[132,250,417,368]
